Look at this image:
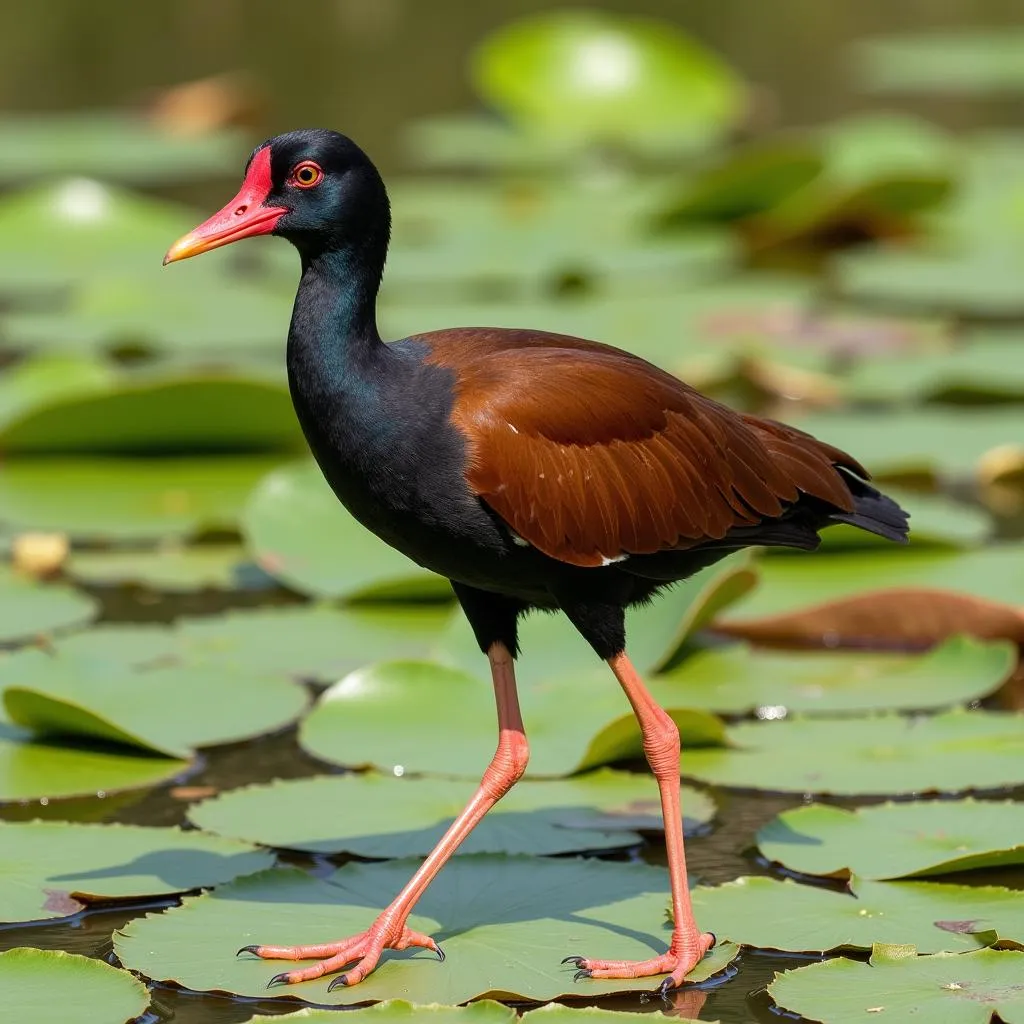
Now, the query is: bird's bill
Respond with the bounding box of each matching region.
[163,147,287,265]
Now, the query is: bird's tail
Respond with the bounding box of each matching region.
[830,469,910,544]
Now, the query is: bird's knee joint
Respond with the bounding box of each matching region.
[481,733,529,799]
[642,714,680,779]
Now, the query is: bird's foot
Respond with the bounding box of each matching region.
[238,921,443,990]
[563,930,715,995]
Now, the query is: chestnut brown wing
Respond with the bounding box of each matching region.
[421,329,864,568]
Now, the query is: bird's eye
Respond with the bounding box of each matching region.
[291,161,323,188]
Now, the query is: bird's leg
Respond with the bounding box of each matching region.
[241,642,529,990]
[565,651,714,994]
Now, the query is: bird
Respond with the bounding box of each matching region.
[164,129,910,995]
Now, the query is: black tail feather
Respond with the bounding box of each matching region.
[830,470,911,544]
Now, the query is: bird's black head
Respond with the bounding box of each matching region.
[164,129,390,266]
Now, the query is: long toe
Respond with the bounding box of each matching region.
[567,931,715,988]
[244,925,441,989]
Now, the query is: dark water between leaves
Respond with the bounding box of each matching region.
[2,586,1022,1024]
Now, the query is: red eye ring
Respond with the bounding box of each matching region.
[291,161,323,188]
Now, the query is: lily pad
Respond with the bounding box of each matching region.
[0,567,96,644]
[246,1003,702,1023]
[0,947,149,1024]
[471,10,744,152]
[0,456,280,541]
[769,944,1024,1024]
[0,717,188,802]
[66,544,269,592]
[693,875,1024,953]
[0,820,273,923]
[115,857,740,1003]
[681,708,1024,795]
[0,367,301,455]
[242,459,448,600]
[757,799,1024,881]
[1,644,308,758]
[719,544,1024,627]
[178,604,452,684]
[300,660,726,778]
[655,636,1014,716]
[187,769,714,857]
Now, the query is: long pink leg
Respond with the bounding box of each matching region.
[240,642,529,990]
[564,652,714,994]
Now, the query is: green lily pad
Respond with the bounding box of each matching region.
[693,875,1024,953]
[246,1003,703,1023]
[1,644,307,758]
[436,553,758,683]
[242,459,449,599]
[856,28,1024,95]
[66,544,269,592]
[0,113,242,184]
[300,660,725,778]
[846,333,1024,403]
[770,944,1024,1024]
[115,857,740,1002]
[0,366,301,455]
[0,717,188,802]
[187,768,714,857]
[0,820,273,923]
[0,947,149,1024]
[178,604,452,683]
[0,567,96,644]
[790,410,1020,484]
[655,636,1013,716]
[720,544,1024,626]
[0,456,280,541]
[681,708,1024,795]
[757,798,1024,881]
[471,10,745,152]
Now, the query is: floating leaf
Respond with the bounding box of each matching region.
[178,605,452,684]
[242,459,448,599]
[769,945,1024,1024]
[300,660,725,778]
[758,799,1024,881]
[682,708,1024,795]
[66,544,268,592]
[0,456,279,542]
[0,567,96,644]
[471,11,743,152]
[0,821,272,923]
[1,643,307,758]
[656,636,1013,716]
[115,857,740,1002]
[246,1002,702,1023]
[0,947,149,1024]
[693,875,1024,953]
[856,29,1024,96]
[718,545,1024,636]
[0,716,188,802]
[0,366,301,455]
[188,769,714,857]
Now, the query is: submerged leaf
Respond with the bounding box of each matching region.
[758,799,1024,880]
[115,857,739,1002]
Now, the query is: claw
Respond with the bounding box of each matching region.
[434,945,446,963]
[236,945,260,958]
[707,932,717,948]
[267,972,291,988]
[561,955,585,967]
[573,968,592,983]
[656,976,677,998]
[327,974,350,992]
